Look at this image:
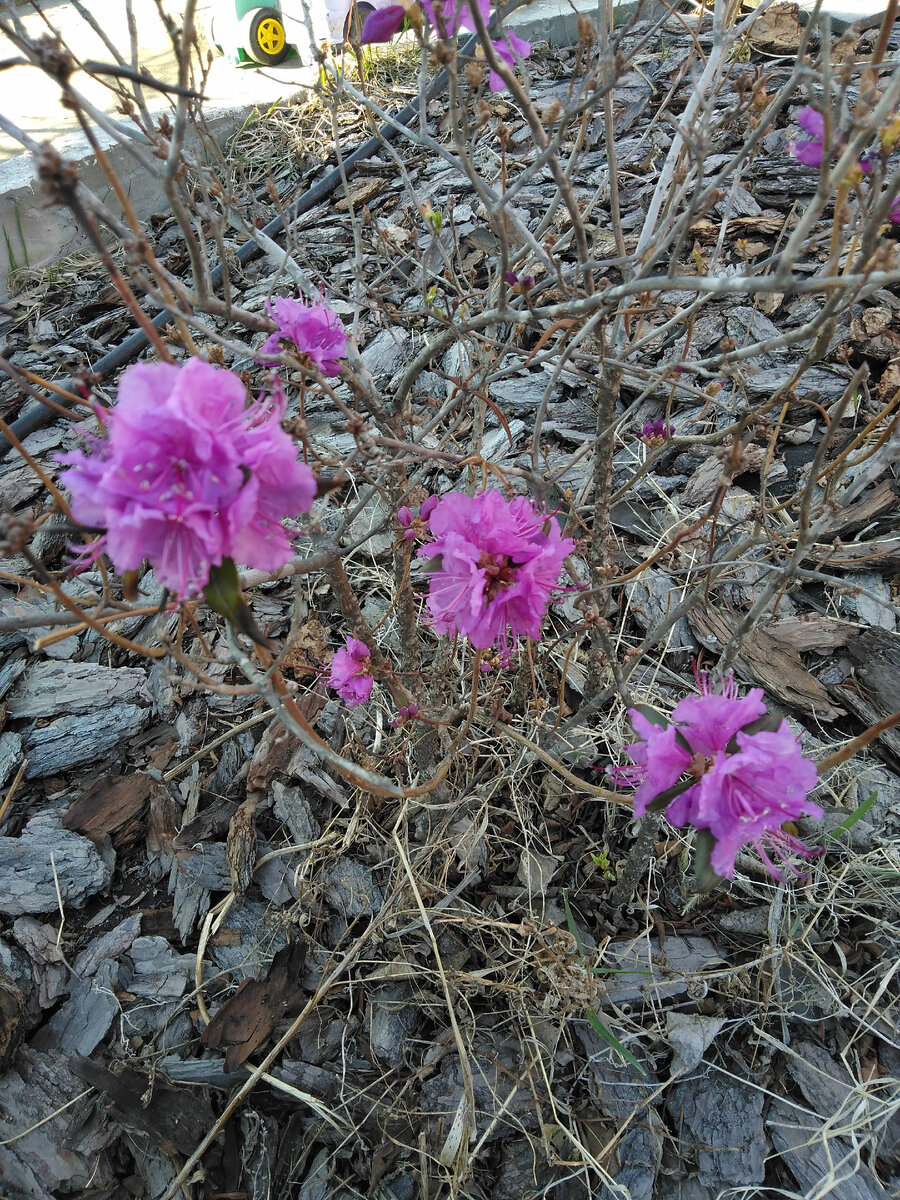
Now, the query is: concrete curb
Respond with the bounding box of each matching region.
[511,0,662,46]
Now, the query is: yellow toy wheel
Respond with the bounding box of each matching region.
[247,7,290,65]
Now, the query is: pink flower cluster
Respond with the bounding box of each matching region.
[360,0,531,93]
[418,490,573,655]
[58,360,317,598]
[328,637,374,705]
[612,674,822,880]
[789,106,900,223]
[259,295,347,376]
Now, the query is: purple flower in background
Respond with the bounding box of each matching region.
[260,295,347,376]
[889,193,900,224]
[788,107,826,168]
[504,269,535,293]
[360,3,406,41]
[489,30,531,92]
[328,637,374,706]
[611,674,822,880]
[57,360,317,598]
[358,0,532,92]
[418,490,573,654]
[421,0,489,35]
[640,418,672,445]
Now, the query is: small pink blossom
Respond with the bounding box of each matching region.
[57,360,316,598]
[612,674,822,880]
[328,637,374,706]
[788,107,826,168]
[260,295,347,376]
[504,269,535,293]
[398,496,438,541]
[889,193,900,224]
[418,490,573,654]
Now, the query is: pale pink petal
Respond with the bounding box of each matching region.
[671,687,766,757]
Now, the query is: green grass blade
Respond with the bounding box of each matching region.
[826,791,878,842]
[561,890,586,961]
[583,1007,647,1075]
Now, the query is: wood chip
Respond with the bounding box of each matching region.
[0,812,114,916]
[72,1054,215,1157]
[334,177,385,211]
[62,771,160,840]
[8,661,150,720]
[687,605,845,721]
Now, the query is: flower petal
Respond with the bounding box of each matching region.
[360,4,406,41]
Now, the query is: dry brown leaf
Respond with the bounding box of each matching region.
[850,308,900,361]
[200,940,307,1072]
[876,354,900,402]
[0,967,25,1073]
[282,617,330,673]
[247,718,300,791]
[226,797,258,895]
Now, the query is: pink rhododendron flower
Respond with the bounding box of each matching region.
[328,637,374,706]
[260,295,347,376]
[788,107,826,167]
[57,360,317,598]
[489,30,531,92]
[612,674,821,879]
[418,490,573,654]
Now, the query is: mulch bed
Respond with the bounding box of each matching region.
[0,8,899,1198]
